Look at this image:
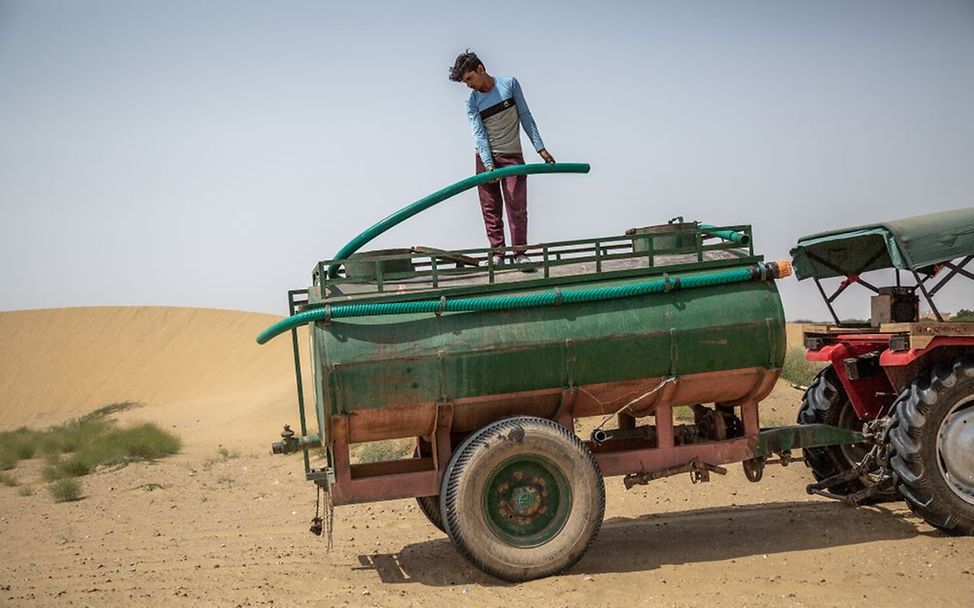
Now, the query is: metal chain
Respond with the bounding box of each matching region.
[315,482,320,519]
[309,483,335,550]
[325,491,334,551]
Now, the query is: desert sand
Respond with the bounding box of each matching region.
[1,307,972,607]
[0,307,309,457]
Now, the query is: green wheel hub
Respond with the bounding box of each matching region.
[483,455,571,547]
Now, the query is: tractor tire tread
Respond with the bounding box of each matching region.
[797,367,898,503]
[887,358,974,536]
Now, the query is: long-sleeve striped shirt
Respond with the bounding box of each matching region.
[466,76,545,169]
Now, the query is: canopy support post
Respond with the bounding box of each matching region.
[929,256,974,295]
[813,277,842,325]
[912,270,944,322]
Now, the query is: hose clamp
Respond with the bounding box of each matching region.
[554,287,563,305]
[323,304,332,324]
[435,296,447,317]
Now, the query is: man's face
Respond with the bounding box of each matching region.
[461,65,490,92]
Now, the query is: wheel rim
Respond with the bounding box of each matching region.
[483,455,571,548]
[937,395,974,506]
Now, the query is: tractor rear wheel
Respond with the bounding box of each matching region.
[798,367,899,502]
[888,357,974,535]
[440,416,604,582]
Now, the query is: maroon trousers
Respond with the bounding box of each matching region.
[475,153,527,255]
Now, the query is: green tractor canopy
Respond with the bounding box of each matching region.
[790,207,974,323]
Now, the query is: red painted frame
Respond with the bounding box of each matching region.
[324,372,776,506]
[805,335,895,420]
[879,336,974,366]
[806,334,974,420]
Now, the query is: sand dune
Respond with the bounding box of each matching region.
[0,306,308,454]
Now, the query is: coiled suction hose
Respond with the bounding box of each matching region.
[256,261,792,344]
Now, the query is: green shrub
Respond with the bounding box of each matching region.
[43,423,180,478]
[59,455,94,477]
[50,478,83,502]
[0,427,44,468]
[953,309,974,322]
[18,485,35,496]
[42,464,69,481]
[353,439,413,464]
[780,348,827,387]
[38,417,112,455]
[0,427,40,462]
[3,405,180,481]
[13,442,36,460]
[0,472,18,487]
[105,424,181,460]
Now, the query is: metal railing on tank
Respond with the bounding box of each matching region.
[311,223,755,298]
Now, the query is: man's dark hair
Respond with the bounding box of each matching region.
[449,50,483,82]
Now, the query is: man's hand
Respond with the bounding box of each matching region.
[538,149,556,164]
[484,164,498,184]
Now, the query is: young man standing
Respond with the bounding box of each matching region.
[449,50,555,268]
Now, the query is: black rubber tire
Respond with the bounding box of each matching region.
[439,416,604,582]
[797,367,899,502]
[413,442,446,533]
[415,495,445,532]
[887,357,974,535]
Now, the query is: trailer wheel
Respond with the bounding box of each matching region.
[888,357,974,535]
[415,496,444,532]
[413,442,445,532]
[440,416,604,582]
[797,367,899,502]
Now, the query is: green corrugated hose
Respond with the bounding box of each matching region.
[256,262,788,344]
[327,162,591,279]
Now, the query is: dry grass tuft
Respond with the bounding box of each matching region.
[780,348,827,387]
[49,478,83,502]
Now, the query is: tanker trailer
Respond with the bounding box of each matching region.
[258,163,866,581]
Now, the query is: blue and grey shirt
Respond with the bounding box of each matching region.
[467,76,545,169]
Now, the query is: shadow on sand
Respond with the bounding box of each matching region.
[354,500,926,586]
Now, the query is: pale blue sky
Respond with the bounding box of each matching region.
[1,0,972,320]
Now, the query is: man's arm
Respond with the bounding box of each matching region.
[467,96,494,170]
[511,78,553,162]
